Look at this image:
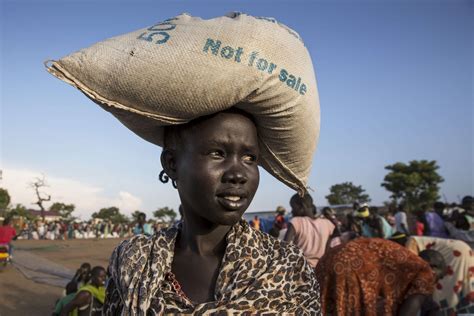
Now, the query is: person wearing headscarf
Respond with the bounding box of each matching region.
[316,237,437,316]
[356,205,393,239]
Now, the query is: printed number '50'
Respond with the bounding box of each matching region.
[138,21,177,45]
[138,31,170,44]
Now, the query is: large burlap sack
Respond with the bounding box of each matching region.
[46,12,320,193]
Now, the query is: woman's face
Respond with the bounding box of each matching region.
[174,112,260,226]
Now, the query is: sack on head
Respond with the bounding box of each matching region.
[46,12,320,193]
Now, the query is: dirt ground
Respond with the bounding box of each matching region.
[0,238,124,316]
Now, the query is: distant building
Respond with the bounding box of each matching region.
[28,209,61,222]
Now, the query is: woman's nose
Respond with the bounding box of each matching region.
[222,160,247,185]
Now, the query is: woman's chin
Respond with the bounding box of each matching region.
[210,212,245,227]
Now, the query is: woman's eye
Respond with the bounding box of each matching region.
[209,150,225,158]
[243,154,257,163]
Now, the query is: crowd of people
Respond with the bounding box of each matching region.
[12,212,165,241]
[2,195,472,315]
[251,196,473,247]
[248,194,473,315]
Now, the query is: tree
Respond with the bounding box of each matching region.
[91,207,129,224]
[0,188,11,214]
[29,175,51,221]
[7,204,35,220]
[49,202,75,221]
[153,207,177,223]
[381,160,444,212]
[326,182,371,205]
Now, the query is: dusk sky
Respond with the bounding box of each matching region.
[1,0,472,219]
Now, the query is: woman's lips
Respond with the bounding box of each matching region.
[217,195,248,211]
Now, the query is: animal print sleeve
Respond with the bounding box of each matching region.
[103,239,127,315]
[293,253,322,314]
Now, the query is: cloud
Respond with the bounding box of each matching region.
[1,167,142,219]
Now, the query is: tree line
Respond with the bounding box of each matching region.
[326,160,444,212]
[0,179,177,223]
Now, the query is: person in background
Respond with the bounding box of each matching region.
[342,213,362,241]
[395,204,410,235]
[444,211,474,248]
[384,209,396,230]
[423,202,448,238]
[356,205,393,239]
[284,193,340,268]
[322,207,343,247]
[316,237,438,316]
[53,281,78,316]
[37,220,45,239]
[352,202,360,214]
[275,206,286,230]
[72,262,91,289]
[0,217,18,258]
[417,249,448,316]
[414,210,426,236]
[461,195,474,230]
[269,206,287,238]
[61,266,106,316]
[133,212,153,236]
[399,234,473,314]
[250,215,260,231]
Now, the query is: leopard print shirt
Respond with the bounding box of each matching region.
[103,220,321,315]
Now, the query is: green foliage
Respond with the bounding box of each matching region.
[7,204,35,220]
[0,188,10,212]
[381,160,444,212]
[92,206,129,224]
[326,182,371,205]
[49,202,75,220]
[153,207,177,222]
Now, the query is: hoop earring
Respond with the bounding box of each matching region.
[159,170,170,184]
[159,170,177,189]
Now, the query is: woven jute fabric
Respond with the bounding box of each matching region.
[46,12,320,193]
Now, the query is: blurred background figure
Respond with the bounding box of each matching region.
[356,204,393,239]
[133,212,153,236]
[284,193,340,268]
[52,281,78,316]
[72,262,91,289]
[394,204,410,235]
[317,237,441,316]
[269,206,287,238]
[0,218,18,259]
[60,266,106,316]
[250,215,260,231]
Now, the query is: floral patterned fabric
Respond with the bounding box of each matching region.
[315,238,435,316]
[410,236,474,315]
[103,220,321,315]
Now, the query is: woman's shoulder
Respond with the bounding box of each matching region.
[110,225,177,267]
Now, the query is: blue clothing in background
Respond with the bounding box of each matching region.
[425,212,448,238]
[133,223,153,236]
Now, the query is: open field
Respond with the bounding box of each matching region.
[0,238,124,316]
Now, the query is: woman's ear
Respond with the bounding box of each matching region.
[160,149,178,180]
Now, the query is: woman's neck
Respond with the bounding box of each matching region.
[177,215,231,256]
